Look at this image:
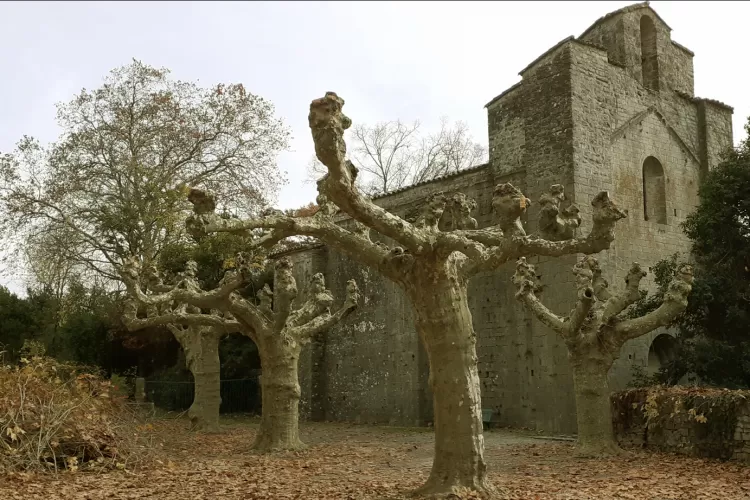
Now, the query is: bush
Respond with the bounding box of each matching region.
[612,385,750,459]
[0,356,152,472]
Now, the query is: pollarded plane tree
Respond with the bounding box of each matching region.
[183,92,628,497]
[122,252,360,451]
[512,254,694,456]
[122,260,241,432]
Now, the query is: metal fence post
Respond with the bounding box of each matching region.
[135,377,146,402]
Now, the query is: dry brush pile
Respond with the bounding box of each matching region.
[0,355,155,473]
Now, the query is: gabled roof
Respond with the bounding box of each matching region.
[484,82,521,109]
[485,35,575,109]
[610,106,701,165]
[579,2,671,40]
[518,36,575,77]
[267,163,494,257]
[675,90,734,112]
[484,2,687,110]
[371,162,491,200]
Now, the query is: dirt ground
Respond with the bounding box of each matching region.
[1,415,749,499]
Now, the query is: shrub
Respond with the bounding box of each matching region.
[613,385,750,459]
[0,356,152,472]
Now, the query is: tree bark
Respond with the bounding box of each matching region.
[182,332,222,433]
[409,271,494,497]
[252,345,304,452]
[570,358,620,457]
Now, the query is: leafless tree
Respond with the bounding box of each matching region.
[305,117,487,196]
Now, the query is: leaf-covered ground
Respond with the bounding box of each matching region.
[0,416,748,499]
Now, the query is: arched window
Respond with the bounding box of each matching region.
[643,156,667,224]
[640,15,660,90]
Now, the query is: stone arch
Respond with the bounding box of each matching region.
[647,333,677,373]
[640,15,660,90]
[643,156,667,224]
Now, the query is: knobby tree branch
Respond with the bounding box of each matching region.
[613,264,694,341]
[181,93,629,294]
[308,93,427,253]
[120,253,360,347]
[184,188,404,282]
[512,255,694,346]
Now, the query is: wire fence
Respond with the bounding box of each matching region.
[145,371,261,414]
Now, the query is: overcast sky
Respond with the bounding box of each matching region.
[0,1,747,293]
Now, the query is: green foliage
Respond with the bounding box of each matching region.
[0,281,137,376]
[0,60,292,398]
[219,334,260,379]
[110,367,137,399]
[613,386,749,459]
[144,362,193,411]
[627,365,663,389]
[635,117,750,388]
[626,252,683,321]
[20,339,47,359]
[0,286,40,361]
[159,231,273,299]
[158,233,264,378]
[55,280,118,368]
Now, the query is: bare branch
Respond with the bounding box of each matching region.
[613,264,694,341]
[122,298,241,333]
[566,256,598,335]
[257,284,274,319]
[304,155,332,186]
[185,187,403,281]
[467,188,627,275]
[518,190,627,257]
[120,255,245,311]
[143,263,180,293]
[441,192,478,231]
[308,92,427,252]
[512,258,566,334]
[225,296,269,338]
[538,184,581,241]
[292,279,360,341]
[491,183,531,239]
[271,258,297,333]
[351,120,419,195]
[0,62,290,291]
[601,262,647,323]
[287,273,334,328]
[421,192,485,260]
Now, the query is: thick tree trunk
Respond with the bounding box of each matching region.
[409,276,495,498]
[252,346,304,452]
[571,358,621,456]
[184,333,222,432]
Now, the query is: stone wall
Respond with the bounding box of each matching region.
[282,2,734,436]
[488,40,581,434]
[699,100,735,175]
[578,4,695,96]
[288,165,531,428]
[613,387,750,462]
[567,36,711,391]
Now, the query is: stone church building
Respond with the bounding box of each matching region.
[281,2,734,434]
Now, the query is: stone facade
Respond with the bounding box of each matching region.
[281,2,734,434]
